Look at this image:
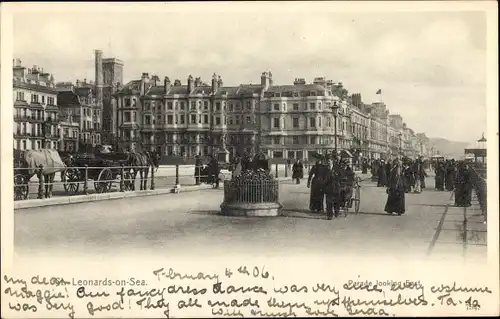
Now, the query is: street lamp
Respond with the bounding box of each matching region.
[331,100,340,155]
[398,132,403,158]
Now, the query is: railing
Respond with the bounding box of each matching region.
[470,165,487,221]
[13,162,362,202]
[223,179,279,204]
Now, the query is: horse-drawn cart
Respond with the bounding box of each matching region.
[62,152,134,195]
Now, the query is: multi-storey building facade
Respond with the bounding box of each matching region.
[109,68,429,161]
[56,80,102,151]
[13,59,60,151]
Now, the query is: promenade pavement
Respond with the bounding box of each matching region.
[14,174,486,263]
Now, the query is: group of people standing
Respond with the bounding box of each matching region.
[434,159,474,207]
[305,155,355,220]
[372,157,427,194]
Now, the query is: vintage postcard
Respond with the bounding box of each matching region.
[1,1,498,317]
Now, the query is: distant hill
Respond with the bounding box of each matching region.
[428,138,469,159]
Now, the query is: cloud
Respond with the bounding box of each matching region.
[12,9,488,143]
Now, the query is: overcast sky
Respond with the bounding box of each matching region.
[11,4,488,144]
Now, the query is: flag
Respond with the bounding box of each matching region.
[376,89,382,94]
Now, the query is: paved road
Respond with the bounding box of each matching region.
[14,176,486,263]
[18,165,295,199]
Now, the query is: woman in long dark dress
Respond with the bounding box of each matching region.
[454,162,472,207]
[307,159,326,212]
[385,159,406,216]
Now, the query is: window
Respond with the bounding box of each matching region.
[204,115,209,124]
[318,117,322,127]
[167,115,173,124]
[318,102,322,109]
[124,112,131,122]
[180,102,185,110]
[273,118,280,129]
[16,91,25,101]
[198,115,202,124]
[216,117,221,125]
[191,115,197,124]
[125,98,131,107]
[309,117,316,128]
[273,103,280,111]
[145,116,151,125]
[328,117,331,127]
[235,116,240,125]
[310,136,316,144]
[180,115,185,124]
[293,103,299,111]
[216,102,221,111]
[132,112,136,121]
[273,136,280,144]
[292,118,299,128]
[167,102,173,110]
[228,117,233,125]
[191,101,196,109]
[204,101,209,110]
[245,101,251,110]
[42,96,45,104]
[293,136,299,144]
[309,102,315,110]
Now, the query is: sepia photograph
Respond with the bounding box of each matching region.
[1,1,498,318]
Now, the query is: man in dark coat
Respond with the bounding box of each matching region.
[445,159,456,191]
[292,159,304,184]
[454,161,473,207]
[377,159,388,187]
[207,155,220,188]
[385,158,406,215]
[435,161,445,191]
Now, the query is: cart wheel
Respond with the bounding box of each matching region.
[123,171,134,191]
[14,174,29,201]
[354,186,361,213]
[94,168,113,193]
[63,168,80,195]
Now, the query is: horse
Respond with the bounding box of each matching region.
[13,149,67,199]
[128,151,159,190]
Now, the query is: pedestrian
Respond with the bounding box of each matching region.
[324,158,340,220]
[207,155,220,188]
[413,157,427,193]
[445,159,456,191]
[292,159,304,184]
[385,158,406,216]
[307,156,327,213]
[454,161,473,207]
[377,159,387,187]
[435,161,445,191]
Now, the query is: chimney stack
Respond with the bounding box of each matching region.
[261,72,270,90]
[95,49,103,107]
[140,73,150,96]
[164,76,171,93]
[217,76,223,87]
[174,79,181,86]
[187,75,194,93]
[211,73,218,93]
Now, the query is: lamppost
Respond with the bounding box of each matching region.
[398,132,403,158]
[331,100,340,155]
